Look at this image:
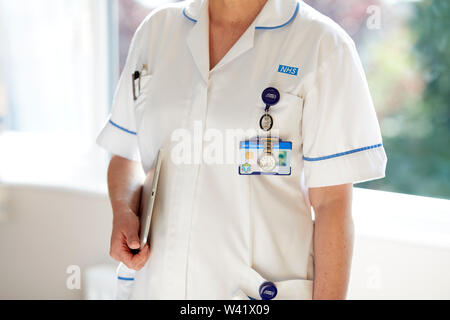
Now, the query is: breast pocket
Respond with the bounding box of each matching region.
[254,91,303,141]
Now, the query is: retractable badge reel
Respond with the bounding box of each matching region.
[258,87,280,172]
[259,87,280,132]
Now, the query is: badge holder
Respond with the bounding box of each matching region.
[239,87,292,176]
[238,137,292,176]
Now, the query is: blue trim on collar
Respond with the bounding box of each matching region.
[117,276,135,281]
[109,119,137,135]
[182,1,299,30]
[183,7,197,23]
[303,144,383,162]
[255,2,299,30]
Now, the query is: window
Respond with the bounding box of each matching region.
[1,0,448,200]
[0,0,113,191]
[303,0,449,200]
[0,0,178,191]
[0,0,111,138]
[117,0,180,70]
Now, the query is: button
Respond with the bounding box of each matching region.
[259,281,277,300]
[261,87,280,107]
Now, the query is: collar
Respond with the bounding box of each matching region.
[184,0,300,83]
[183,0,299,30]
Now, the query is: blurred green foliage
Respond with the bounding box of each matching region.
[359,0,450,199]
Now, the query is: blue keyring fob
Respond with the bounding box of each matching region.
[259,281,277,300]
[261,87,280,108]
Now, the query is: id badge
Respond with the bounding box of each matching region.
[239,137,292,176]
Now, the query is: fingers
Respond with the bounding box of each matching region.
[117,240,135,264]
[126,235,140,251]
[122,244,151,271]
[133,245,151,270]
[109,227,139,263]
[123,220,140,250]
[109,234,124,262]
[109,211,149,270]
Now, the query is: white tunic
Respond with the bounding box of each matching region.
[97,0,387,299]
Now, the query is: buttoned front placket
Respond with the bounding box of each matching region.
[160,0,211,296]
[180,0,261,298]
[160,78,209,299]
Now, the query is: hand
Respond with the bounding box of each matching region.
[110,207,150,270]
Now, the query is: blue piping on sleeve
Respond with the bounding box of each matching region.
[182,2,299,30]
[109,119,137,135]
[303,144,383,162]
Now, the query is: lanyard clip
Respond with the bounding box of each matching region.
[132,70,141,101]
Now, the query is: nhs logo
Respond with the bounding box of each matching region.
[278,64,299,76]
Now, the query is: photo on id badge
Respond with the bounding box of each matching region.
[239,87,292,176]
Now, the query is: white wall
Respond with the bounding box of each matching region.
[0,185,449,299]
[348,188,450,299]
[0,185,113,299]
[349,235,450,299]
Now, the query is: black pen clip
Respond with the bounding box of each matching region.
[132,70,141,101]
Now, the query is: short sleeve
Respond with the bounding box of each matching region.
[302,43,387,188]
[96,22,148,162]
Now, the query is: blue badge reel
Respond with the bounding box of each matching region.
[239,137,292,176]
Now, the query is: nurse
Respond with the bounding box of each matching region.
[97,0,387,300]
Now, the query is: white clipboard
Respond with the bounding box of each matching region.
[138,149,163,248]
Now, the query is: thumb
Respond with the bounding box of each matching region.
[125,226,140,250]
